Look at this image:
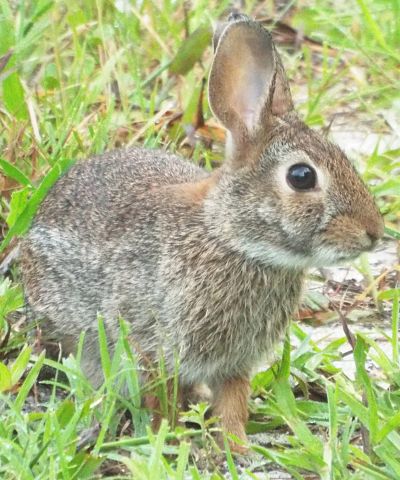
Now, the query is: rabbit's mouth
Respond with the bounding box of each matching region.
[313,213,383,266]
[236,238,361,269]
[332,251,367,263]
[239,234,379,268]
[315,240,376,266]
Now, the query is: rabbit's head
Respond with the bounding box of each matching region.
[206,15,384,269]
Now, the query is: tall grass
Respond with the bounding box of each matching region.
[0,0,399,478]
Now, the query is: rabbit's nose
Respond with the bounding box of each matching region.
[367,231,379,244]
[365,218,384,245]
[366,233,378,250]
[363,222,384,250]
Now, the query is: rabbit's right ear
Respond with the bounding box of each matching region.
[208,19,293,161]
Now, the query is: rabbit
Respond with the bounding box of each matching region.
[21,13,384,453]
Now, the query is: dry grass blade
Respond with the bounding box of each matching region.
[0,1,398,478]
[0,49,13,74]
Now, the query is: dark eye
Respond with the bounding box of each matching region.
[286,163,317,191]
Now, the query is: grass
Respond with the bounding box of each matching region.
[0,0,399,478]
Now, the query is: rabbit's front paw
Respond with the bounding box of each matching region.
[212,376,250,454]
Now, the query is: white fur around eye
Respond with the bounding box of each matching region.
[275,152,329,195]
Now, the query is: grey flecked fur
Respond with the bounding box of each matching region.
[21,17,383,400]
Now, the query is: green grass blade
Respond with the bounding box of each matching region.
[355,0,388,49]
[354,336,378,443]
[0,156,75,252]
[175,441,190,480]
[223,435,240,480]
[10,345,32,385]
[97,315,111,382]
[392,292,399,364]
[14,351,45,412]
[0,157,32,186]
[376,412,400,444]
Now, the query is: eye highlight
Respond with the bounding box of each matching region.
[286,163,317,191]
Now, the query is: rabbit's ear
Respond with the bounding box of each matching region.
[209,19,293,145]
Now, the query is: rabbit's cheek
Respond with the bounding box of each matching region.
[256,202,278,225]
[277,201,324,242]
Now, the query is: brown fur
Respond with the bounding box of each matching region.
[20,14,383,452]
[213,377,251,453]
[169,172,221,204]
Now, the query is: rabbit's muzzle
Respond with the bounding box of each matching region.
[319,211,384,262]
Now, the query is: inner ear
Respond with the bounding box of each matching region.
[209,22,275,137]
[208,20,293,142]
[233,49,272,132]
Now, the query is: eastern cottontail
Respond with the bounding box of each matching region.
[21,14,383,452]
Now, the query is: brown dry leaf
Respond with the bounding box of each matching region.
[296,308,315,320]
[296,308,337,325]
[196,123,226,143]
[0,173,19,200]
[312,310,338,324]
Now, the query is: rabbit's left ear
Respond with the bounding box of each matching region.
[208,18,293,143]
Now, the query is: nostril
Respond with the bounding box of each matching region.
[365,216,384,245]
[366,233,378,248]
[366,228,382,246]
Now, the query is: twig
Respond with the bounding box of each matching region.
[331,301,356,350]
[330,301,371,455]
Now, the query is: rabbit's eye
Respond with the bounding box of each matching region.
[286,164,316,191]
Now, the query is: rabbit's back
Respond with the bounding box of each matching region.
[33,147,207,237]
[21,147,209,380]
